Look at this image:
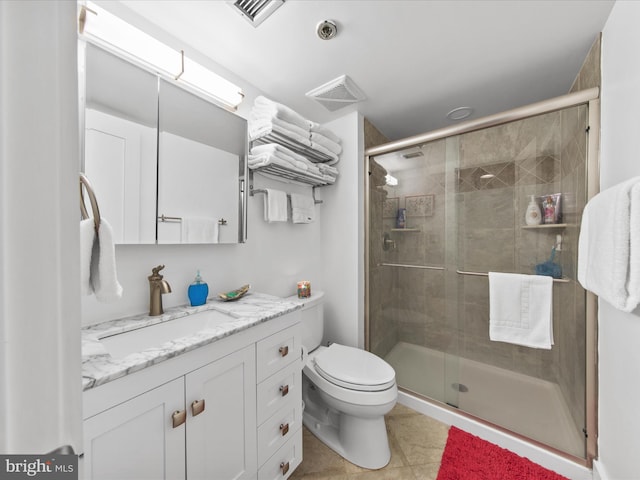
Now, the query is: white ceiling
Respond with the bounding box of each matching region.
[115,0,614,141]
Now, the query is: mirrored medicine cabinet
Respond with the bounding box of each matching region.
[81,42,248,244]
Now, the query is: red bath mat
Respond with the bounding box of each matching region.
[437,426,569,480]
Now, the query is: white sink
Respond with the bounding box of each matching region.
[100,309,235,359]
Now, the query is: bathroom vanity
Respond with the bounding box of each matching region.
[81,293,303,480]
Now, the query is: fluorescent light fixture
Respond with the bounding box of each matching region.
[385,174,398,186]
[79,2,244,110]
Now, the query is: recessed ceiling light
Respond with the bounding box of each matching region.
[480,173,495,179]
[446,106,474,121]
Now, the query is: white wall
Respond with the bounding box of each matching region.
[594,2,640,479]
[320,113,365,348]
[0,1,82,453]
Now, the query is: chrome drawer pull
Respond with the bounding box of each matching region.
[191,399,205,417]
[279,385,289,397]
[279,423,289,436]
[171,410,186,428]
[279,345,289,357]
[280,461,290,475]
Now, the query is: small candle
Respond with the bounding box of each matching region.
[297,281,311,298]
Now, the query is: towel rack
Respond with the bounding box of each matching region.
[250,187,323,205]
[79,173,101,232]
[158,215,228,225]
[456,269,570,283]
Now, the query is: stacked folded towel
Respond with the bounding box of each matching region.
[249,96,342,166]
[249,143,338,185]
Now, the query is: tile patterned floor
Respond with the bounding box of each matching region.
[290,404,449,480]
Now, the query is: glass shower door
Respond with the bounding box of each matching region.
[368,138,461,407]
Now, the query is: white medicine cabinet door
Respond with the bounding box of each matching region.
[83,377,186,480]
[185,344,257,480]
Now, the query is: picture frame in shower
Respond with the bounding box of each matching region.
[383,197,399,218]
[406,194,435,217]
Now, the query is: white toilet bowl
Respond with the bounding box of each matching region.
[302,344,397,470]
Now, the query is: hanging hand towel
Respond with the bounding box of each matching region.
[263,188,288,223]
[80,218,96,296]
[182,217,219,243]
[290,193,316,224]
[90,218,123,303]
[489,272,553,349]
[578,176,640,312]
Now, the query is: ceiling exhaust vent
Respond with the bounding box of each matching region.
[229,0,284,27]
[306,74,366,112]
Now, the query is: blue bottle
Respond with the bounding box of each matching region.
[188,270,209,307]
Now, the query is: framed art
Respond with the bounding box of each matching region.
[406,194,434,217]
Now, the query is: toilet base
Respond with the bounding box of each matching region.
[303,397,391,470]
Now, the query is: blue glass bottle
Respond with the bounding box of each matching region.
[188,270,208,307]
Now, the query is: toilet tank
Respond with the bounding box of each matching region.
[286,290,325,352]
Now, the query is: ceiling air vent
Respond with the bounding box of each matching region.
[306,74,366,112]
[229,0,285,27]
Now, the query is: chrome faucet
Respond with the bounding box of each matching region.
[148,265,172,316]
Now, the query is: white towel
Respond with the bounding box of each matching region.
[80,218,96,296]
[310,132,342,156]
[254,96,310,131]
[263,189,288,223]
[89,218,123,303]
[182,217,219,243]
[309,122,341,144]
[290,193,316,224]
[489,272,553,349]
[578,176,640,312]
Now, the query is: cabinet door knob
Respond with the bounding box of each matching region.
[279,423,289,436]
[280,461,290,475]
[279,345,289,357]
[191,399,205,417]
[172,410,186,428]
[279,385,289,397]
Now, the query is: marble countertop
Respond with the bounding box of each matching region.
[82,292,301,391]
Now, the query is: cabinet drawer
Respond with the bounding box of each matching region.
[256,325,300,383]
[257,401,302,466]
[257,361,301,426]
[257,427,302,480]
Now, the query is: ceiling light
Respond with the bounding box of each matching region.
[229,0,285,27]
[79,2,244,110]
[479,174,495,179]
[385,174,398,186]
[446,106,474,121]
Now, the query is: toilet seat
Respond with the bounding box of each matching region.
[313,344,396,392]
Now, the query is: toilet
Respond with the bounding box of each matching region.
[288,291,397,470]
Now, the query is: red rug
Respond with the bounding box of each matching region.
[436,426,569,480]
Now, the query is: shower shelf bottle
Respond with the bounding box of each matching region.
[524,195,542,226]
[188,270,208,307]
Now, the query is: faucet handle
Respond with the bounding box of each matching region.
[151,264,165,276]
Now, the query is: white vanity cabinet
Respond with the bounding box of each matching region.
[82,310,301,480]
[83,377,186,480]
[256,327,303,480]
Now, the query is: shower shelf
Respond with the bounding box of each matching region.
[521,223,568,229]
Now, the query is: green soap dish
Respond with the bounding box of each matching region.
[218,284,250,302]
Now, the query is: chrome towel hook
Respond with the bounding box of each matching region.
[80,173,101,232]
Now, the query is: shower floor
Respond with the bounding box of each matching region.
[384,341,584,458]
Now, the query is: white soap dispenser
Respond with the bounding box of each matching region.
[525,195,542,226]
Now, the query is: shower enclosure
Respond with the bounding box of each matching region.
[365,89,599,464]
